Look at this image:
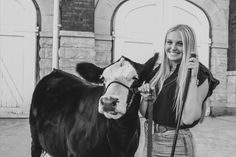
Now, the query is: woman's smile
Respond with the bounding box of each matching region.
[168,51,181,56]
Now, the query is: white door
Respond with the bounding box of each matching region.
[113,0,210,67]
[113,0,163,63]
[0,0,37,117]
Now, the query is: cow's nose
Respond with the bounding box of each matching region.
[100,96,119,112]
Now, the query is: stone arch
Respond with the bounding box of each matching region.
[189,0,228,48]
[95,0,126,35]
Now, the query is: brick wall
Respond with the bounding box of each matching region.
[39,36,53,78]
[226,0,236,114]
[228,0,236,71]
[38,31,100,79]
[61,0,94,31]
[95,38,112,67]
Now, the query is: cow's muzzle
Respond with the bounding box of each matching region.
[100,96,119,113]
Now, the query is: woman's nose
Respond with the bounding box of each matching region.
[171,44,177,50]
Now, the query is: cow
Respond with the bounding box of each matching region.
[29,54,158,157]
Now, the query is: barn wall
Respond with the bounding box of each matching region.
[95,35,112,67]
[39,31,97,77]
[35,0,236,115]
[190,0,236,114]
[36,0,111,79]
[190,0,233,115]
[225,0,236,114]
[228,0,236,71]
[61,0,94,31]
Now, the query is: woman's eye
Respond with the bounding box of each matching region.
[166,40,172,45]
[177,42,183,46]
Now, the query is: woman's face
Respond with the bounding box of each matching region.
[164,31,183,64]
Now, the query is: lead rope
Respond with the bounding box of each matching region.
[147,90,155,157]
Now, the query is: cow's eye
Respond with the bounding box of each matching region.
[132,76,138,80]
[100,76,105,82]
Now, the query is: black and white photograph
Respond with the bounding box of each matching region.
[0,0,235,157]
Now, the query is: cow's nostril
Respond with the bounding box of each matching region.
[112,100,117,106]
[100,96,119,112]
[101,96,118,105]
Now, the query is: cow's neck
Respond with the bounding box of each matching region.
[107,107,139,155]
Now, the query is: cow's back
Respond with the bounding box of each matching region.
[30,70,110,157]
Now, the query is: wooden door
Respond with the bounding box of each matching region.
[113,0,163,63]
[0,0,37,117]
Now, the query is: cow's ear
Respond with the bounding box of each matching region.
[76,62,104,83]
[139,53,159,81]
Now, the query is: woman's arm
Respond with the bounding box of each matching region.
[140,98,149,117]
[182,78,209,125]
[182,55,210,125]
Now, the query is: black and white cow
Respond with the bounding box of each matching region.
[29,54,158,157]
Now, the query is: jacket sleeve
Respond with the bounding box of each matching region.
[197,63,220,98]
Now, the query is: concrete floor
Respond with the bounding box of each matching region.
[0,116,236,157]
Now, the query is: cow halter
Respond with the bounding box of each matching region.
[104,81,140,109]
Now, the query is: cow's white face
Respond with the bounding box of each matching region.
[98,57,139,119]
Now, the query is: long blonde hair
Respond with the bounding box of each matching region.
[150,24,197,120]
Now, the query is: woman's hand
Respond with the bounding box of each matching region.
[187,54,199,78]
[138,83,156,101]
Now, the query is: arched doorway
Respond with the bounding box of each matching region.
[0,0,38,117]
[113,0,210,67]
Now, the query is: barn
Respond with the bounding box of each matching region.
[0,0,235,119]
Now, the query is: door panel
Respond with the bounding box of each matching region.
[0,0,37,117]
[113,0,163,63]
[0,35,24,107]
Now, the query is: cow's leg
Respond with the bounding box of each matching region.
[29,112,42,157]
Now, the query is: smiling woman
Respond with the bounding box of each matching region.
[139,24,219,157]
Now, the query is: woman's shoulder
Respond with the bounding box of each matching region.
[198,62,220,97]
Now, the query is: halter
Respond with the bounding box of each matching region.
[104,81,140,109]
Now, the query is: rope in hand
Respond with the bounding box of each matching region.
[146,89,156,157]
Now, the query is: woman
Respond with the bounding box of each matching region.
[139,24,219,157]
